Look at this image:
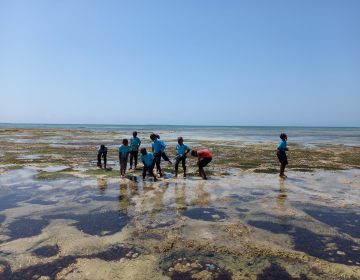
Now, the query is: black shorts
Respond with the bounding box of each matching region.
[199,157,212,170]
[277,151,288,165]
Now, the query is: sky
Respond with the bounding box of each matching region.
[0,1,359,127]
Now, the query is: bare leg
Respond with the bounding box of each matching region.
[200,169,207,179]
[279,164,286,179]
[173,170,178,178]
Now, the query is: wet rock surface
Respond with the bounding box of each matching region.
[0,244,140,280]
[165,259,233,280]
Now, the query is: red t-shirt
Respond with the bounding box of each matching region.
[198,150,212,159]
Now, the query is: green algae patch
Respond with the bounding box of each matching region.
[81,168,120,178]
[253,168,279,174]
[34,172,78,180]
[6,165,24,170]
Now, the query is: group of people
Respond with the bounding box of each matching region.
[97,131,289,180]
[97,131,213,180]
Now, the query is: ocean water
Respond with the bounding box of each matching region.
[1,123,360,146]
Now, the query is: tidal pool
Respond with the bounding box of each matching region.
[0,166,360,279]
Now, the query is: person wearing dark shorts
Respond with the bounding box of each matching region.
[97,145,107,169]
[140,148,157,181]
[150,133,165,178]
[191,149,212,180]
[118,139,131,178]
[174,137,190,178]
[152,134,172,173]
[277,133,289,179]
[130,131,141,169]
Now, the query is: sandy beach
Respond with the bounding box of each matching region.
[0,127,360,279]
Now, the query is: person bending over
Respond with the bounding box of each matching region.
[97,144,107,169]
[191,149,212,180]
[140,148,157,181]
[118,139,131,178]
[277,133,289,179]
[130,131,141,170]
[174,137,190,178]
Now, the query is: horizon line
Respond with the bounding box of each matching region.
[0,122,359,129]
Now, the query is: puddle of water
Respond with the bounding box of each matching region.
[182,207,228,222]
[43,210,132,236]
[6,217,51,242]
[16,155,42,159]
[32,244,60,258]
[39,165,71,172]
[248,220,360,265]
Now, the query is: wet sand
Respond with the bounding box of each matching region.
[0,128,360,279]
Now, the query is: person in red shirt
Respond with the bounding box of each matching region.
[191,150,212,180]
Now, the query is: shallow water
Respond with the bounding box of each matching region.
[2,124,360,145]
[1,167,360,279]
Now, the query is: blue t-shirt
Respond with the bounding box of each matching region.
[141,152,154,167]
[176,143,190,158]
[159,139,166,152]
[130,137,141,151]
[118,144,131,158]
[98,146,108,154]
[152,138,165,154]
[277,139,287,151]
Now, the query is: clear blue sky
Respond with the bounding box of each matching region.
[1,1,359,127]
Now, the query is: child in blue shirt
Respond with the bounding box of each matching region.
[150,133,165,178]
[118,139,131,178]
[130,131,141,170]
[174,137,190,178]
[97,145,107,169]
[152,134,172,174]
[277,133,289,179]
[140,148,157,181]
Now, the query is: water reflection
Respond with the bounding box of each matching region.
[118,183,130,218]
[97,178,108,194]
[149,183,169,222]
[277,179,288,225]
[173,182,187,208]
[190,180,211,207]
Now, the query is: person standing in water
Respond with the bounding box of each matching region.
[118,139,131,178]
[152,134,172,174]
[97,144,107,169]
[191,149,212,180]
[130,131,141,170]
[150,133,165,178]
[277,133,289,179]
[174,137,190,178]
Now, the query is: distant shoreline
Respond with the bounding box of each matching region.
[1,124,360,146]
